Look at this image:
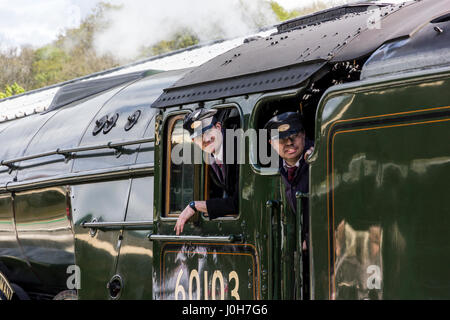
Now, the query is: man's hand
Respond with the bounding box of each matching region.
[304,146,314,161]
[174,206,196,235]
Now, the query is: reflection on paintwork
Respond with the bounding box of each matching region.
[0,112,55,185]
[418,81,444,88]
[0,194,39,286]
[114,229,153,299]
[334,157,409,189]
[335,220,383,300]
[375,162,408,187]
[16,86,125,182]
[76,233,118,257]
[341,154,377,183]
[125,177,154,221]
[71,179,130,299]
[320,95,354,133]
[14,187,74,291]
[410,156,450,175]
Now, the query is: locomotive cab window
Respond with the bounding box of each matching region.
[164,107,241,218]
[203,107,241,218]
[164,114,198,217]
[253,94,316,169]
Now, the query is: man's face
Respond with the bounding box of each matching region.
[270,131,305,163]
[192,122,223,155]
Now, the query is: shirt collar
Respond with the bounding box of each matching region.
[209,144,224,164]
[283,157,301,169]
[214,145,224,164]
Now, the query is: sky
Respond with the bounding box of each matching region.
[0,0,98,50]
[0,0,324,50]
[0,0,404,55]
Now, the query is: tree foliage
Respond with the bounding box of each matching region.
[144,31,200,57]
[270,1,301,21]
[0,82,25,99]
[0,2,120,93]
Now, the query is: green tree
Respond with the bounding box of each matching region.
[30,2,120,89]
[32,46,69,89]
[0,82,25,99]
[0,2,120,91]
[144,31,200,57]
[270,1,300,21]
[270,0,330,21]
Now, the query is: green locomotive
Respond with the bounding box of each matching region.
[0,0,449,300]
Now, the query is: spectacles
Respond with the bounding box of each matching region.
[274,132,302,144]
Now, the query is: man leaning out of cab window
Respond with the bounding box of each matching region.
[174,108,239,235]
[265,112,314,250]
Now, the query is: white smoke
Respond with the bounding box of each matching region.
[92,0,278,61]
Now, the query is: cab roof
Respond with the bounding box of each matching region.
[152,0,450,108]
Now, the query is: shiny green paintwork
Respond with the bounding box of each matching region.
[151,92,303,300]
[72,180,131,299]
[1,61,450,300]
[310,69,450,299]
[114,177,154,300]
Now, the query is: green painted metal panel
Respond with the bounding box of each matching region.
[71,179,131,299]
[311,70,450,300]
[115,177,154,299]
[14,187,74,294]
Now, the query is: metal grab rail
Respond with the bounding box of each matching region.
[1,137,155,169]
[81,220,154,229]
[148,234,243,243]
[295,191,309,301]
[266,199,281,300]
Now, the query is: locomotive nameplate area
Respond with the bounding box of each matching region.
[0,271,14,300]
[157,243,259,300]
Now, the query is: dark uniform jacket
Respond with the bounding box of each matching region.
[205,131,239,219]
[279,139,314,240]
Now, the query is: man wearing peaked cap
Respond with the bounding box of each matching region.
[265,111,314,299]
[265,112,314,212]
[174,108,239,235]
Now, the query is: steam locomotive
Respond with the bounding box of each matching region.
[1,0,449,300]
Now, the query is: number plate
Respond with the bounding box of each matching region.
[157,243,259,300]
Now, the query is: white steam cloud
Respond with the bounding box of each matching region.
[93,0,278,61]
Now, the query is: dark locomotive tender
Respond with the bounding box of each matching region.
[0,0,449,299]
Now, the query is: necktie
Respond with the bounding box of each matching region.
[287,166,297,183]
[216,162,224,183]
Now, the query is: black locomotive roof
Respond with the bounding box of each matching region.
[47,70,160,112]
[152,0,450,108]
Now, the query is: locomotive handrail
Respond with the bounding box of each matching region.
[4,162,154,193]
[148,234,243,243]
[81,220,154,229]
[295,191,309,300]
[266,199,281,300]
[0,137,155,168]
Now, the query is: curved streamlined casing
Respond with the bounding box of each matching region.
[0,69,190,297]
